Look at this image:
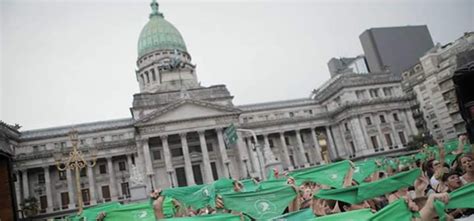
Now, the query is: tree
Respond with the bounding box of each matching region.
[21,196,39,218]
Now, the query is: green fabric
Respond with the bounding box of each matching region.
[311,208,373,221]
[104,202,155,221]
[353,160,378,183]
[257,178,288,190]
[368,199,413,221]
[162,179,236,210]
[267,168,277,180]
[221,185,297,220]
[162,184,211,210]
[434,183,474,221]
[240,179,259,192]
[82,202,122,220]
[316,169,421,204]
[163,196,176,218]
[160,213,242,221]
[270,208,315,220]
[289,160,352,188]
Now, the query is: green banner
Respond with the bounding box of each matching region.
[368,199,414,221]
[434,183,474,221]
[81,202,122,220]
[311,208,373,221]
[221,185,297,220]
[270,208,315,221]
[353,160,378,183]
[104,202,155,221]
[161,213,242,221]
[289,160,352,188]
[316,168,421,204]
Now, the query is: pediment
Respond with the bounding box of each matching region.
[136,99,241,125]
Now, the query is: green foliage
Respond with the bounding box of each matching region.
[407,133,435,150]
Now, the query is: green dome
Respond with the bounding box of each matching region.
[137,3,187,57]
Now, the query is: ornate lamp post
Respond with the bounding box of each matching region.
[53,129,97,214]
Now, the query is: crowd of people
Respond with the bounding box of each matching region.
[93,135,474,221]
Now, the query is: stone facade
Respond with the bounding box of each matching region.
[402,32,474,140]
[10,2,419,219]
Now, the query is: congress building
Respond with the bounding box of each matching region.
[8,1,418,219]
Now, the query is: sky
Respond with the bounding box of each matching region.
[1,0,473,130]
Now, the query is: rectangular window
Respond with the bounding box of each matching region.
[152,150,162,160]
[61,142,66,148]
[38,173,45,184]
[365,117,372,125]
[102,186,111,202]
[82,189,90,205]
[385,134,393,148]
[305,153,310,163]
[99,164,107,174]
[207,143,214,152]
[350,141,356,155]
[59,170,66,181]
[268,139,274,148]
[379,115,386,123]
[393,113,399,121]
[175,167,187,187]
[356,90,365,99]
[370,136,379,149]
[80,169,87,177]
[121,182,130,197]
[119,161,126,171]
[61,192,69,209]
[171,148,184,157]
[285,137,290,145]
[210,162,219,181]
[369,89,379,98]
[40,195,47,212]
[398,131,407,145]
[344,122,350,131]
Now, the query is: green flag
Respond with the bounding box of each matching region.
[104,202,155,221]
[316,168,421,204]
[434,183,474,221]
[289,160,352,188]
[240,179,259,192]
[221,185,297,220]
[257,178,288,190]
[162,184,211,210]
[81,202,122,220]
[270,208,315,221]
[368,199,415,221]
[160,213,242,221]
[311,208,373,221]
[353,160,378,183]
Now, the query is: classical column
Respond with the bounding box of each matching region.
[87,165,97,205]
[66,169,75,208]
[180,133,195,185]
[198,130,214,183]
[350,117,366,152]
[279,132,293,170]
[21,169,29,199]
[141,139,154,176]
[325,126,337,160]
[43,166,53,212]
[262,134,271,164]
[216,128,230,178]
[295,130,309,167]
[160,135,175,187]
[14,171,22,212]
[106,157,118,200]
[126,154,134,171]
[403,110,418,136]
[390,121,402,148]
[375,122,387,150]
[236,131,250,178]
[310,128,323,163]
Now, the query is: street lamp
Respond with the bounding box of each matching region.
[53,129,97,215]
